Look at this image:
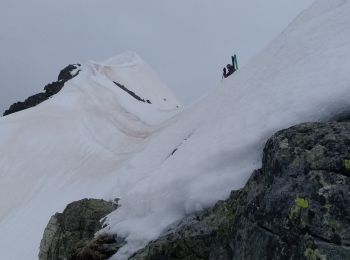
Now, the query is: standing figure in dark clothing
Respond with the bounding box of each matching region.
[223,64,235,78]
[222,54,238,79]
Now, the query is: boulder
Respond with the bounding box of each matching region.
[39,198,120,260]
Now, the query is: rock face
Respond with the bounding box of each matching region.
[131,122,350,260]
[3,64,81,116]
[39,198,120,260]
[38,122,350,260]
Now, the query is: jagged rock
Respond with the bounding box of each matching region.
[3,64,81,116]
[39,198,119,260]
[131,122,350,260]
[57,64,81,82]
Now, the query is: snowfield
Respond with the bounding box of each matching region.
[1,0,350,259]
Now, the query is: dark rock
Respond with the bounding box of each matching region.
[131,122,350,260]
[3,64,81,116]
[113,81,152,104]
[39,198,119,260]
[57,64,81,82]
[71,234,125,260]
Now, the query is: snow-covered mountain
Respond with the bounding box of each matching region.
[0,52,182,259]
[1,0,350,259]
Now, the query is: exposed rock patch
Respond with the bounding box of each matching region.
[113,81,152,104]
[39,198,119,260]
[3,64,81,116]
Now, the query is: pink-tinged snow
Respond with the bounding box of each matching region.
[0,52,182,260]
[1,0,350,259]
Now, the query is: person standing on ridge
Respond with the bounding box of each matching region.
[222,54,238,79]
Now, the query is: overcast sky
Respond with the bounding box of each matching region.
[0,0,314,112]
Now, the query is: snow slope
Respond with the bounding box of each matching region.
[0,52,181,259]
[105,1,350,258]
[1,0,350,259]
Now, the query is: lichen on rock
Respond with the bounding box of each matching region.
[295,197,309,209]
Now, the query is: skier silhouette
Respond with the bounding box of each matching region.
[222,55,238,79]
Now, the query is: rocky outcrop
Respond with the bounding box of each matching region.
[131,122,350,260]
[3,64,81,116]
[39,198,121,260]
[39,122,350,260]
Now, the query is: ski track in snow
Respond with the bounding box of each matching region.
[1,1,350,259]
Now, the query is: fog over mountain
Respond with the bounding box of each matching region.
[0,0,313,112]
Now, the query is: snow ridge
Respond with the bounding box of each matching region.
[0,52,181,259]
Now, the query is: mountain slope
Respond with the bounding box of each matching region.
[130,121,350,260]
[105,0,350,258]
[0,52,181,259]
[1,0,350,259]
